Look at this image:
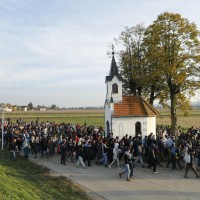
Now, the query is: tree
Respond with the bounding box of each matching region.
[143,12,200,134]
[115,24,146,96]
[27,102,33,110]
[51,104,57,110]
[141,55,167,105]
[115,24,165,105]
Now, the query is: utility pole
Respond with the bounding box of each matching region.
[1,110,4,150]
[197,90,200,109]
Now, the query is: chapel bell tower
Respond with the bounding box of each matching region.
[105,46,122,104]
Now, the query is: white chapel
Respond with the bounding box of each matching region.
[104,54,159,139]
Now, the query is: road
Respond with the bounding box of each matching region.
[27,154,200,200]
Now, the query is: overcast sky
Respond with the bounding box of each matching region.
[0,0,200,107]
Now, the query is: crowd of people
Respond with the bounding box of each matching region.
[1,118,200,181]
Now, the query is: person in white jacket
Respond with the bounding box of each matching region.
[108,143,121,169]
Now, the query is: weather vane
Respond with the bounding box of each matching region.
[112,44,115,55]
[107,44,117,58]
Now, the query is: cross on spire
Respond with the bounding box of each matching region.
[112,44,115,55]
[105,44,122,82]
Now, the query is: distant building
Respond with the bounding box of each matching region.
[12,105,18,111]
[21,106,27,111]
[39,107,47,111]
[104,54,159,139]
[0,107,12,112]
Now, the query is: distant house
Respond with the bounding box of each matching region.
[21,106,27,111]
[2,107,13,112]
[39,107,47,111]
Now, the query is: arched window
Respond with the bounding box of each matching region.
[112,83,118,94]
[135,121,141,136]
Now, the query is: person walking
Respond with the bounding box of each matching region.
[60,139,67,165]
[146,143,158,173]
[84,140,93,167]
[32,138,39,159]
[99,141,109,167]
[22,139,30,159]
[134,142,145,168]
[171,145,182,170]
[119,147,131,181]
[76,142,87,169]
[184,147,199,178]
[108,142,121,169]
[9,139,17,160]
[129,146,135,179]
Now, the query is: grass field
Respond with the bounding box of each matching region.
[156,109,200,130]
[2,108,200,130]
[3,109,105,128]
[0,150,91,200]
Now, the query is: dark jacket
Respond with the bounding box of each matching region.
[76,145,84,157]
[60,142,67,155]
[147,145,156,165]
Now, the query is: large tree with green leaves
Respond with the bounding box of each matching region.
[115,24,146,96]
[115,24,166,105]
[143,12,200,134]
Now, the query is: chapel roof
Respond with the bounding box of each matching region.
[112,96,160,117]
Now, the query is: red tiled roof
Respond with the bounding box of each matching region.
[113,96,160,117]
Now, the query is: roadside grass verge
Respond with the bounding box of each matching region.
[0,150,91,200]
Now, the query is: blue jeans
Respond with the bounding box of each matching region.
[129,162,133,177]
[121,164,130,180]
[100,153,107,165]
[23,146,30,159]
[135,155,144,165]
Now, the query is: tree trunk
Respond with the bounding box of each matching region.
[149,85,155,105]
[170,90,177,136]
[137,86,142,96]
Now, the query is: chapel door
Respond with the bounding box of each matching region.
[135,121,141,136]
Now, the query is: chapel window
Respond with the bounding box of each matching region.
[112,83,118,94]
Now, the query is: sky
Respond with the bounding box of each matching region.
[0,0,200,108]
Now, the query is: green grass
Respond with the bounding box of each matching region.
[3,108,200,130]
[0,150,91,200]
[157,109,200,129]
[4,110,105,127]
